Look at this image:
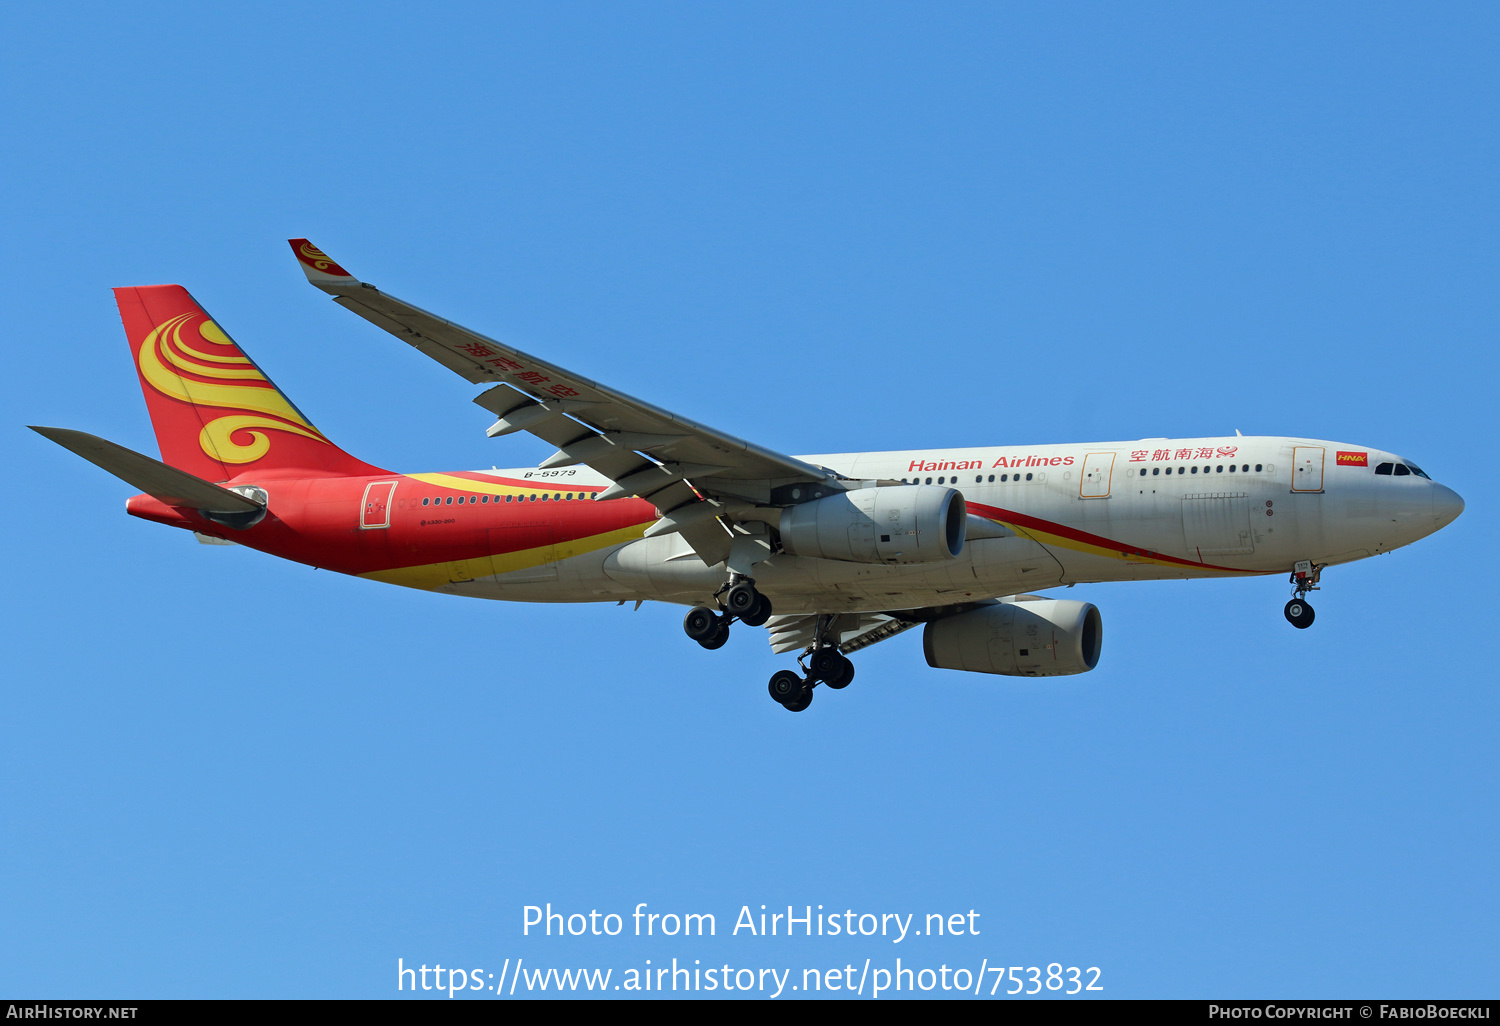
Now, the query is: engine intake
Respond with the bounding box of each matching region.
[780,485,965,564]
[923,598,1102,677]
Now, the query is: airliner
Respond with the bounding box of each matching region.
[33,240,1465,711]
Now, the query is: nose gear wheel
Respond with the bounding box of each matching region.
[1284,599,1315,629]
[1284,560,1325,630]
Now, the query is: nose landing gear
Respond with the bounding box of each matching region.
[1284,560,1324,629]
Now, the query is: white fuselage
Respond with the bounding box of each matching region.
[449,435,1462,614]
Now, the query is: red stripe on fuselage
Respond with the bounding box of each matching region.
[132,472,659,576]
[965,500,1255,574]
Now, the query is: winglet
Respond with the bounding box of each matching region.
[287,238,358,287]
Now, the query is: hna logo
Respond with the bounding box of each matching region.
[1336,451,1369,466]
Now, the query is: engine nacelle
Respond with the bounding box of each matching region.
[779,485,965,564]
[923,598,1102,677]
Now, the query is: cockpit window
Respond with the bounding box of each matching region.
[1404,462,1430,479]
[1375,462,1394,476]
[1393,464,1410,477]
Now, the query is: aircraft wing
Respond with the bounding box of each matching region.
[289,239,846,565]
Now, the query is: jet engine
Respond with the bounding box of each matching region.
[923,597,1102,677]
[779,485,966,564]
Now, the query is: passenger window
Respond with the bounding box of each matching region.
[445,496,452,505]
[988,475,995,482]
[1375,463,1393,476]
[1394,464,1410,476]
[1228,465,1236,473]
[1152,467,1160,476]
[1191,466,1198,474]
[506,495,514,502]
[542,493,549,500]
[1215,465,1223,473]
[422,497,430,506]
[1255,464,1263,472]
[457,496,465,504]
[1025,473,1033,481]
[1242,465,1249,472]
[925,477,932,485]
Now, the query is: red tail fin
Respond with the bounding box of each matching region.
[115,285,386,481]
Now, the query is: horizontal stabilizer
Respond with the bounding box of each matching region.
[30,427,264,513]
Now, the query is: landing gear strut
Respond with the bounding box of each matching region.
[681,577,773,650]
[1284,560,1324,630]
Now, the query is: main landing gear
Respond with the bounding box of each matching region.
[766,615,856,713]
[1283,559,1325,630]
[683,587,859,714]
[766,649,855,713]
[681,577,772,650]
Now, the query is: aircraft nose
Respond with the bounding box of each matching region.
[1432,483,1465,529]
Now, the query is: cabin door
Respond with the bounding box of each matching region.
[1080,452,1115,498]
[360,481,398,528]
[1292,447,1325,493]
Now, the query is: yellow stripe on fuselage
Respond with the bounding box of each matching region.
[358,522,649,590]
[408,472,585,497]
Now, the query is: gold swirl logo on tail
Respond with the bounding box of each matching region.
[138,313,329,464]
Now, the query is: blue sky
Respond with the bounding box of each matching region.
[2,2,1496,999]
